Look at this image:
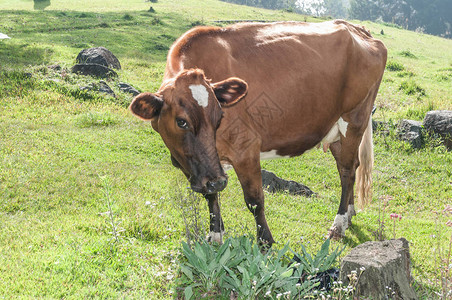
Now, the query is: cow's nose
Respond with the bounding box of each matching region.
[206,177,228,194]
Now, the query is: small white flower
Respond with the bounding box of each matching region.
[145,201,151,206]
[360,266,366,271]
[265,290,271,296]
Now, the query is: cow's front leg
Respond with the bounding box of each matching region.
[234,158,275,248]
[205,193,225,244]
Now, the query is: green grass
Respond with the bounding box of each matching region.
[1,0,452,298]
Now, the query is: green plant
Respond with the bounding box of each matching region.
[176,237,346,299]
[433,205,452,299]
[399,80,426,97]
[293,238,345,276]
[399,50,417,58]
[386,60,405,71]
[99,176,124,243]
[75,111,119,128]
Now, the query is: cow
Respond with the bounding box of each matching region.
[129,20,387,247]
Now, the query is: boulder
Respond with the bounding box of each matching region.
[118,82,140,96]
[261,169,314,197]
[423,110,452,150]
[76,47,121,69]
[340,238,417,300]
[80,81,116,97]
[397,119,423,149]
[71,63,118,79]
[98,81,116,97]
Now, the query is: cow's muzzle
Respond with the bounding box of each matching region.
[191,176,228,194]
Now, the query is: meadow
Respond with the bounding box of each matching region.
[0,0,451,298]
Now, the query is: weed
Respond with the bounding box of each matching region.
[173,183,208,245]
[75,111,119,128]
[373,195,391,241]
[396,71,415,78]
[175,236,345,299]
[123,13,133,20]
[433,205,452,299]
[99,176,124,244]
[386,60,405,71]
[399,80,426,97]
[399,50,417,58]
[390,213,402,239]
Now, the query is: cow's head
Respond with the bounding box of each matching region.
[129,69,248,194]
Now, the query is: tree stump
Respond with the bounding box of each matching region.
[340,238,418,300]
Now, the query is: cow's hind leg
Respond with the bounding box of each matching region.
[328,120,367,239]
[205,193,225,244]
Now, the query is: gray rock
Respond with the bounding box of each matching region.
[98,81,116,97]
[118,82,140,96]
[76,47,121,69]
[80,81,116,97]
[397,119,423,149]
[423,110,452,150]
[340,238,417,300]
[261,169,314,197]
[71,63,118,79]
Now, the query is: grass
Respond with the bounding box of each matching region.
[0,0,451,298]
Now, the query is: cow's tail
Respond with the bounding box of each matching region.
[356,115,373,208]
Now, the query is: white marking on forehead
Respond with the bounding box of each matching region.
[260,150,290,160]
[189,84,209,107]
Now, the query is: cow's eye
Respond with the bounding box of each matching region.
[176,118,189,129]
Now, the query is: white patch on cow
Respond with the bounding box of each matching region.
[347,204,356,217]
[321,117,349,146]
[207,231,224,244]
[222,163,233,172]
[189,84,209,107]
[332,213,348,236]
[338,117,349,137]
[260,150,290,160]
[322,123,340,144]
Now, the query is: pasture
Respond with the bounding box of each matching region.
[0,0,451,298]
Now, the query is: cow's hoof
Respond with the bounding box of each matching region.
[348,205,356,226]
[328,227,344,240]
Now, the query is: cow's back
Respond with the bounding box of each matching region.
[164,20,387,155]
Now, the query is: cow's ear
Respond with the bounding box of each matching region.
[212,77,248,107]
[129,92,163,120]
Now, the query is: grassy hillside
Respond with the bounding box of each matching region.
[1,0,451,298]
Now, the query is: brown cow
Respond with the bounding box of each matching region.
[130,20,387,247]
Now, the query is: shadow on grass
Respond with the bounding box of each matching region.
[341,223,374,248]
[34,0,51,10]
[0,42,53,67]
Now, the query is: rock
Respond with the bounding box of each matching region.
[76,47,121,69]
[118,82,140,96]
[80,81,115,97]
[372,120,389,133]
[261,169,314,197]
[98,81,116,97]
[71,63,118,79]
[340,238,418,300]
[48,64,61,71]
[397,119,423,149]
[423,110,452,150]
